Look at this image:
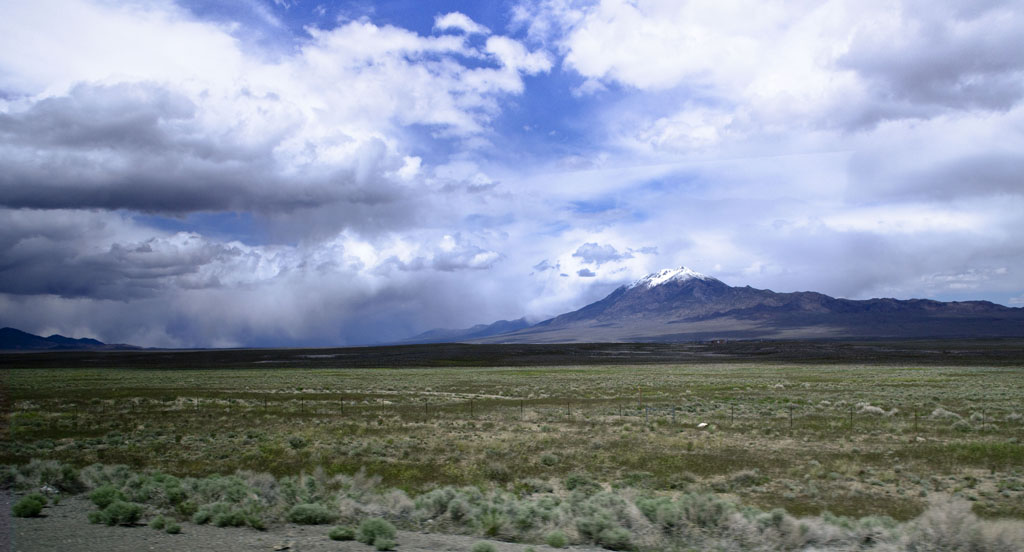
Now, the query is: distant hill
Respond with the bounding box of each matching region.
[401,318,532,344]
[0,327,139,351]
[459,267,1024,343]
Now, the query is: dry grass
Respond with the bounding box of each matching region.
[4,361,1024,522]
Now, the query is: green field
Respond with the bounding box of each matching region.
[3,342,1024,550]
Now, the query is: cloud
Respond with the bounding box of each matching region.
[485,36,552,76]
[0,208,519,346]
[838,1,1024,125]
[519,0,1024,148]
[571,242,631,265]
[383,234,503,272]
[577,268,596,277]
[533,259,558,271]
[435,12,491,35]
[0,208,330,300]
[0,1,551,220]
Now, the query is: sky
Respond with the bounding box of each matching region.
[1,0,1023,347]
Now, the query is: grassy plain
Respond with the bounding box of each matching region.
[3,340,1023,525]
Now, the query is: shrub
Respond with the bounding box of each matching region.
[485,463,512,484]
[471,542,497,552]
[123,472,186,509]
[546,530,569,548]
[540,453,559,466]
[565,473,601,495]
[24,492,48,505]
[728,469,769,489]
[952,419,974,432]
[478,508,507,537]
[597,527,633,550]
[358,517,397,549]
[89,500,143,526]
[577,511,616,542]
[511,503,540,530]
[416,487,455,518]
[329,525,356,541]
[90,485,126,508]
[10,459,84,493]
[905,498,980,551]
[192,501,265,529]
[447,498,471,521]
[516,478,554,494]
[165,522,182,534]
[930,407,961,420]
[287,503,337,525]
[636,493,735,533]
[12,496,44,517]
[149,515,166,530]
[176,500,198,518]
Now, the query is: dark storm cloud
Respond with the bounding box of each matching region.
[0,255,527,348]
[0,82,196,150]
[0,212,247,299]
[838,1,1024,127]
[571,242,631,265]
[0,83,412,225]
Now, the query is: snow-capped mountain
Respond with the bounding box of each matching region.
[462,266,1024,343]
[627,267,716,289]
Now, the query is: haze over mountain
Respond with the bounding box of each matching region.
[416,268,1024,344]
[402,318,532,344]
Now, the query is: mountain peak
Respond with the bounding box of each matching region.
[628,266,716,289]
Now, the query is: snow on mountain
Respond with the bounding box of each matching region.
[628,267,716,289]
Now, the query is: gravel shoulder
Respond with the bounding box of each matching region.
[4,492,601,552]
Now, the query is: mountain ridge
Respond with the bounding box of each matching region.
[0,327,140,351]
[417,266,1024,344]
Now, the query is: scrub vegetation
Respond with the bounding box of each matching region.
[3,342,1024,550]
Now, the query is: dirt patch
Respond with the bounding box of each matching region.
[5,492,600,552]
